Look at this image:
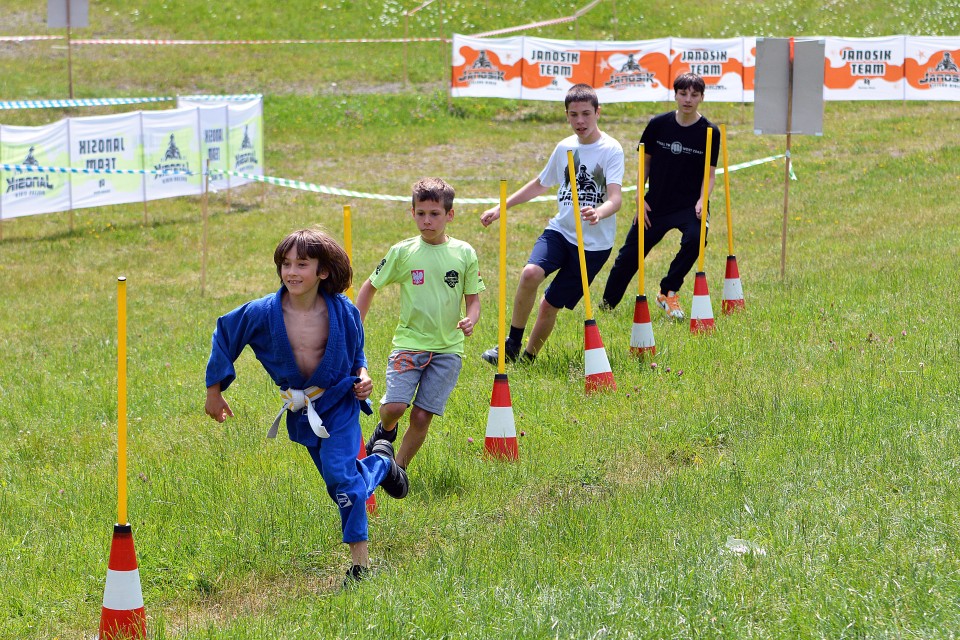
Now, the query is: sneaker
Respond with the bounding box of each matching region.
[371,440,409,499]
[481,338,521,366]
[364,421,397,456]
[656,292,685,320]
[342,564,369,587]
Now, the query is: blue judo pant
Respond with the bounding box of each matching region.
[305,420,390,544]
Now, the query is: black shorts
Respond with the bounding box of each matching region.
[528,229,611,310]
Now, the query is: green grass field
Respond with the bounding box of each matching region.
[2,1,960,638]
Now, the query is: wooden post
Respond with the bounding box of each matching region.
[780,37,795,279]
[403,12,409,87]
[201,160,209,297]
[66,0,74,99]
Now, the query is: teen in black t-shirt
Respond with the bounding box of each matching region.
[602,72,721,320]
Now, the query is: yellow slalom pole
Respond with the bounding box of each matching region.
[566,150,594,320]
[721,124,734,256]
[343,204,355,301]
[117,276,128,526]
[637,144,645,297]
[696,127,713,274]
[497,180,507,375]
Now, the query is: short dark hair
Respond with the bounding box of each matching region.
[674,72,706,94]
[412,177,455,211]
[565,83,599,110]
[273,228,352,294]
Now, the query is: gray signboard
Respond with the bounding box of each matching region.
[754,38,825,135]
[48,0,89,28]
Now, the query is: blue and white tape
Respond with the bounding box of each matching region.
[0,96,175,111]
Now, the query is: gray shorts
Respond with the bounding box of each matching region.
[380,350,463,416]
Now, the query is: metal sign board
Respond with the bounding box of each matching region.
[48,0,89,29]
[754,37,825,135]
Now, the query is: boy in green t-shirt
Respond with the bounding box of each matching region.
[356,178,485,470]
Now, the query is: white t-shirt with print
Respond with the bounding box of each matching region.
[538,131,625,251]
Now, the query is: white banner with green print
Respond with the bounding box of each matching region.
[0,96,263,220]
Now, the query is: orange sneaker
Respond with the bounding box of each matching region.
[656,292,685,320]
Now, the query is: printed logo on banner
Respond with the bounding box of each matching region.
[679,49,729,79]
[235,125,259,171]
[204,127,223,161]
[77,135,127,172]
[839,47,894,78]
[5,146,55,198]
[457,50,507,85]
[530,49,580,81]
[919,51,960,86]
[603,54,657,89]
[153,134,190,183]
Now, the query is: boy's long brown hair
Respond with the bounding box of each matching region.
[273,228,352,294]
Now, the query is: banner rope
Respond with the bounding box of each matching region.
[2,164,201,177]
[207,154,788,204]
[0,154,788,204]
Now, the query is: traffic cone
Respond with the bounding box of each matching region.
[721,255,745,314]
[99,524,146,640]
[584,319,616,393]
[629,294,656,358]
[484,373,518,460]
[357,433,377,514]
[689,271,716,334]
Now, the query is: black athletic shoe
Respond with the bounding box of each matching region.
[481,338,520,366]
[371,440,409,499]
[342,564,370,587]
[364,421,397,456]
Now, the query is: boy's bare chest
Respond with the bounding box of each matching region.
[282,307,329,380]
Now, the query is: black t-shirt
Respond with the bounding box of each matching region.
[639,111,721,217]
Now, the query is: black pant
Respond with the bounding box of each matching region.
[602,207,708,308]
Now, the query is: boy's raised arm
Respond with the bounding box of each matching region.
[479,178,550,227]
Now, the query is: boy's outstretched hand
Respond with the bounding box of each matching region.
[457,317,475,336]
[205,385,234,423]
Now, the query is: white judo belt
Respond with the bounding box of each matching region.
[268,386,328,439]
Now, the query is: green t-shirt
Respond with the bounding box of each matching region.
[368,236,485,354]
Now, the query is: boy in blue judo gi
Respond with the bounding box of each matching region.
[204,228,408,584]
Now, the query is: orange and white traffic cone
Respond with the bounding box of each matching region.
[721,255,745,314]
[99,524,146,640]
[357,434,377,514]
[484,373,518,460]
[584,319,616,393]
[689,271,716,334]
[629,295,656,357]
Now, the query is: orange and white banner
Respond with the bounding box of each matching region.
[594,39,670,103]
[450,35,523,99]
[905,37,960,101]
[824,37,905,101]
[670,38,745,102]
[742,37,757,102]
[520,37,597,101]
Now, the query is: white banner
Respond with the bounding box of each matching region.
[824,36,905,101]
[227,99,264,187]
[142,108,203,201]
[594,39,671,104]
[905,37,960,101]
[194,104,230,191]
[451,35,524,99]
[1,120,72,219]
[671,38,745,102]
[69,112,143,209]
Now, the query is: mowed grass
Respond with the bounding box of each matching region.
[2,2,960,639]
